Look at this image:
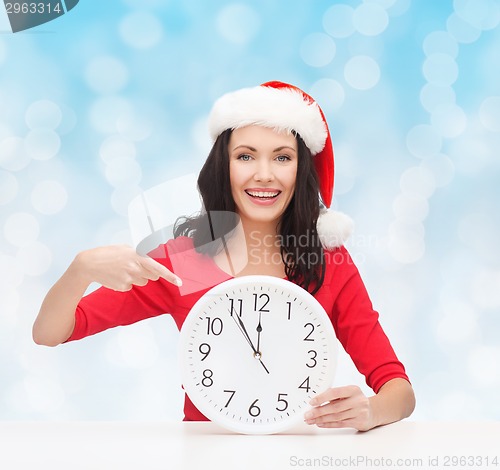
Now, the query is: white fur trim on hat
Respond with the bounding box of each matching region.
[317,209,354,250]
[208,85,328,155]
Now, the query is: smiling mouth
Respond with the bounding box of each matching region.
[245,190,281,199]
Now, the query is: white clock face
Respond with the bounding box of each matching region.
[179,275,337,434]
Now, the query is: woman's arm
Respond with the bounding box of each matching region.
[32,245,182,347]
[304,378,415,431]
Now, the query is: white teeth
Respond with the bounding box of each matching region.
[246,190,279,198]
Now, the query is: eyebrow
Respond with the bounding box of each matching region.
[232,145,297,153]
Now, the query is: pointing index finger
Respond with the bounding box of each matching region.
[140,256,183,286]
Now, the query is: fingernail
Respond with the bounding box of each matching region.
[175,277,183,286]
[309,398,317,406]
[304,411,313,420]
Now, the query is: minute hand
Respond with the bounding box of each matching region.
[229,308,270,374]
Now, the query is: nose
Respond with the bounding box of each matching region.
[254,160,274,182]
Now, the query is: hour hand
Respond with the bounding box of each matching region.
[229,308,270,374]
[256,312,263,353]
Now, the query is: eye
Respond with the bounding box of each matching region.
[237,154,252,161]
[276,155,291,162]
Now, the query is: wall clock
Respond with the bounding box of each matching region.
[179,275,337,434]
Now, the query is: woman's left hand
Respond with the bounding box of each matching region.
[304,385,374,431]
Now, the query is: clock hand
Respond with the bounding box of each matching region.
[229,308,270,374]
[256,312,262,353]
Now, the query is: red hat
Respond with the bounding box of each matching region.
[208,81,353,249]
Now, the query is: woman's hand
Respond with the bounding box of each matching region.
[75,245,182,291]
[33,245,182,346]
[304,385,373,431]
[304,379,415,432]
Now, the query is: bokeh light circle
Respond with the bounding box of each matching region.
[309,79,345,112]
[25,100,62,130]
[216,4,260,45]
[406,124,442,159]
[89,97,133,134]
[3,212,40,247]
[471,269,500,310]
[100,136,137,164]
[30,180,68,215]
[104,157,142,188]
[16,241,52,276]
[453,0,500,31]
[0,136,31,171]
[446,12,481,44]
[119,11,164,49]
[57,103,78,136]
[111,185,142,216]
[420,153,455,187]
[388,220,426,264]
[353,2,389,36]
[431,103,467,138]
[0,253,24,290]
[420,83,456,113]
[344,55,381,90]
[387,0,411,17]
[24,130,61,161]
[0,170,18,205]
[392,193,429,222]
[422,53,459,86]
[399,166,436,199]
[300,33,336,67]
[323,4,355,38]
[423,31,459,58]
[479,96,500,132]
[85,56,129,94]
[117,113,152,141]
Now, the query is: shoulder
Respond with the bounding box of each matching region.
[323,245,355,268]
[320,245,361,288]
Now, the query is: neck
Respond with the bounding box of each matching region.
[213,217,286,278]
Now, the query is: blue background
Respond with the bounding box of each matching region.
[0,0,499,421]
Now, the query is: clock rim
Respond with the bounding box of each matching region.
[178,274,337,434]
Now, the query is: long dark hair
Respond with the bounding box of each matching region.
[174,129,325,294]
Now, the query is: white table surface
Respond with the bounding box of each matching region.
[0,420,499,470]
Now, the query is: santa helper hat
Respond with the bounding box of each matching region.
[208,80,353,250]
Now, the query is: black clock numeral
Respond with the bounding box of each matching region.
[229,298,243,317]
[206,316,223,336]
[306,350,317,368]
[298,377,311,392]
[303,322,315,341]
[198,343,211,361]
[286,301,292,320]
[253,293,270,312]
[248,399,261,417]
[223,390,236,407]
[276,393,289,412]
[201,369,213,387]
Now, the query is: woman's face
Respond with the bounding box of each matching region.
[228,125,298,228]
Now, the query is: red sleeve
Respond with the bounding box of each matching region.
[319,247,410,393]
[65,241,182,342]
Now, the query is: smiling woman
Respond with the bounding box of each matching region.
[33,81,415,432]
[228,126,298,218]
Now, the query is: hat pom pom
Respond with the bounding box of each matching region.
[317,209,354,250]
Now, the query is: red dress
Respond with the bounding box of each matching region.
[66,236,409,421]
